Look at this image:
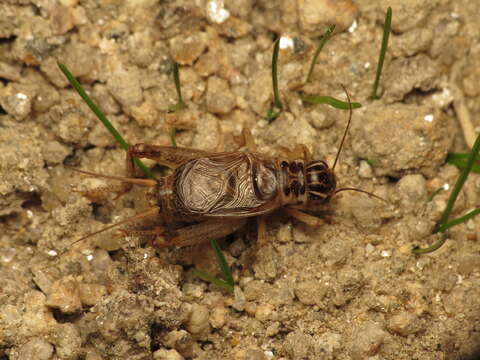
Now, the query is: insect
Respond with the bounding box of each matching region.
[70,90,379,250]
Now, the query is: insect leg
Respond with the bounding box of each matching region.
[286,144,312,162]
[157,218,247,248]
[256,215,268,248]
[283,207,324,226]
[116,144,212,197]
[128,144,210,169]
[234,128,258,152]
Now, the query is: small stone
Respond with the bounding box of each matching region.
[46,276,82,314]
[169,32,208,65]
[457,253,480,276]
[194,51,220,77]
[283,330,315,359]
[276,223,292,243]
[209,306,227,328]
[186,304,211,337]
[33,83,60,113]
[131,100,159,127]
[206,76,236,114]
[314,332,342,358]
[215,16,251,38]
[232,286,246,311]
[191,113,221,150]
[153,348,185,360]
[41,140,70,165]
[348,321,387,360]
[52,323,82,359]
[106,65,143,109]
[228,238,246,257]
[244,301,257,316]
[0,83,37,120]
[243,280,271,301]
[295,280,327,306]
[384,54,440,102]
[298,0,358,33]
[397,174,428,211]
[78,283,107,306]
[431,271,457,292]
[266,321,280,337]
[387,312,424,336]
[309,107,335,129]
[255,303,274,322]
[17,338,54,360]
[358,160,373,178]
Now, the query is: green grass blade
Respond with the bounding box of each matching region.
[447,153,480,173]
[412,234,447,255]
[168,62,186,112]
[58,62,154,178]
[370,6,392,100]
[191,268,234,293]
[170,127,177,147]
[427,186,445,202]
[210,239,234,287]
[413,131,480,254]
[437,208,480,233]
[306,24,336,83]
[300,94,362,109]
[266,38,283,122]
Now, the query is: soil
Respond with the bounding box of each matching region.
[1,0,480,359]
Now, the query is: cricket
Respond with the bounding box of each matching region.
[69,88,381,251]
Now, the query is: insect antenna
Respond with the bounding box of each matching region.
[332,84,353,171]
[334,187,387,202]
[330,86,387,204]
[65,166,156,187]
[70,206,160,248]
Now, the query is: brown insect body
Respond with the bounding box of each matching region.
[151,152,336,222]
[70,89,379,248]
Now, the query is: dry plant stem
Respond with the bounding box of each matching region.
[450,59,476,149]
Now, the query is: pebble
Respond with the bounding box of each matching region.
[276,223,292,243]
[206,76,236,114]
[387,312,424,336]
[457,253,480,276]
[315,332,342,357]
[0,83,37,120]
[265,321,280,337]
[358,160,373,178]
[234,348,267,360]
[209,306,227,328]
[295,280,327,306]
[106,65,143,109]
[52,323,82,359]
[45,276,82,314]
[153,348,185,360]
[232,286,246,311]
[297,0,358,33]
[397,174,428,211]
[78,283,107,306]
[283,330,315,359]
[169,32,208,65]
[21,291,57,337]
[16,337,54,360]
[186,304,211,337]
[254,303,274,322]
[348,321,387,359]
[194,51,220,77]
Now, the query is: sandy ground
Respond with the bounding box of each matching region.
[1,0,480,359]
